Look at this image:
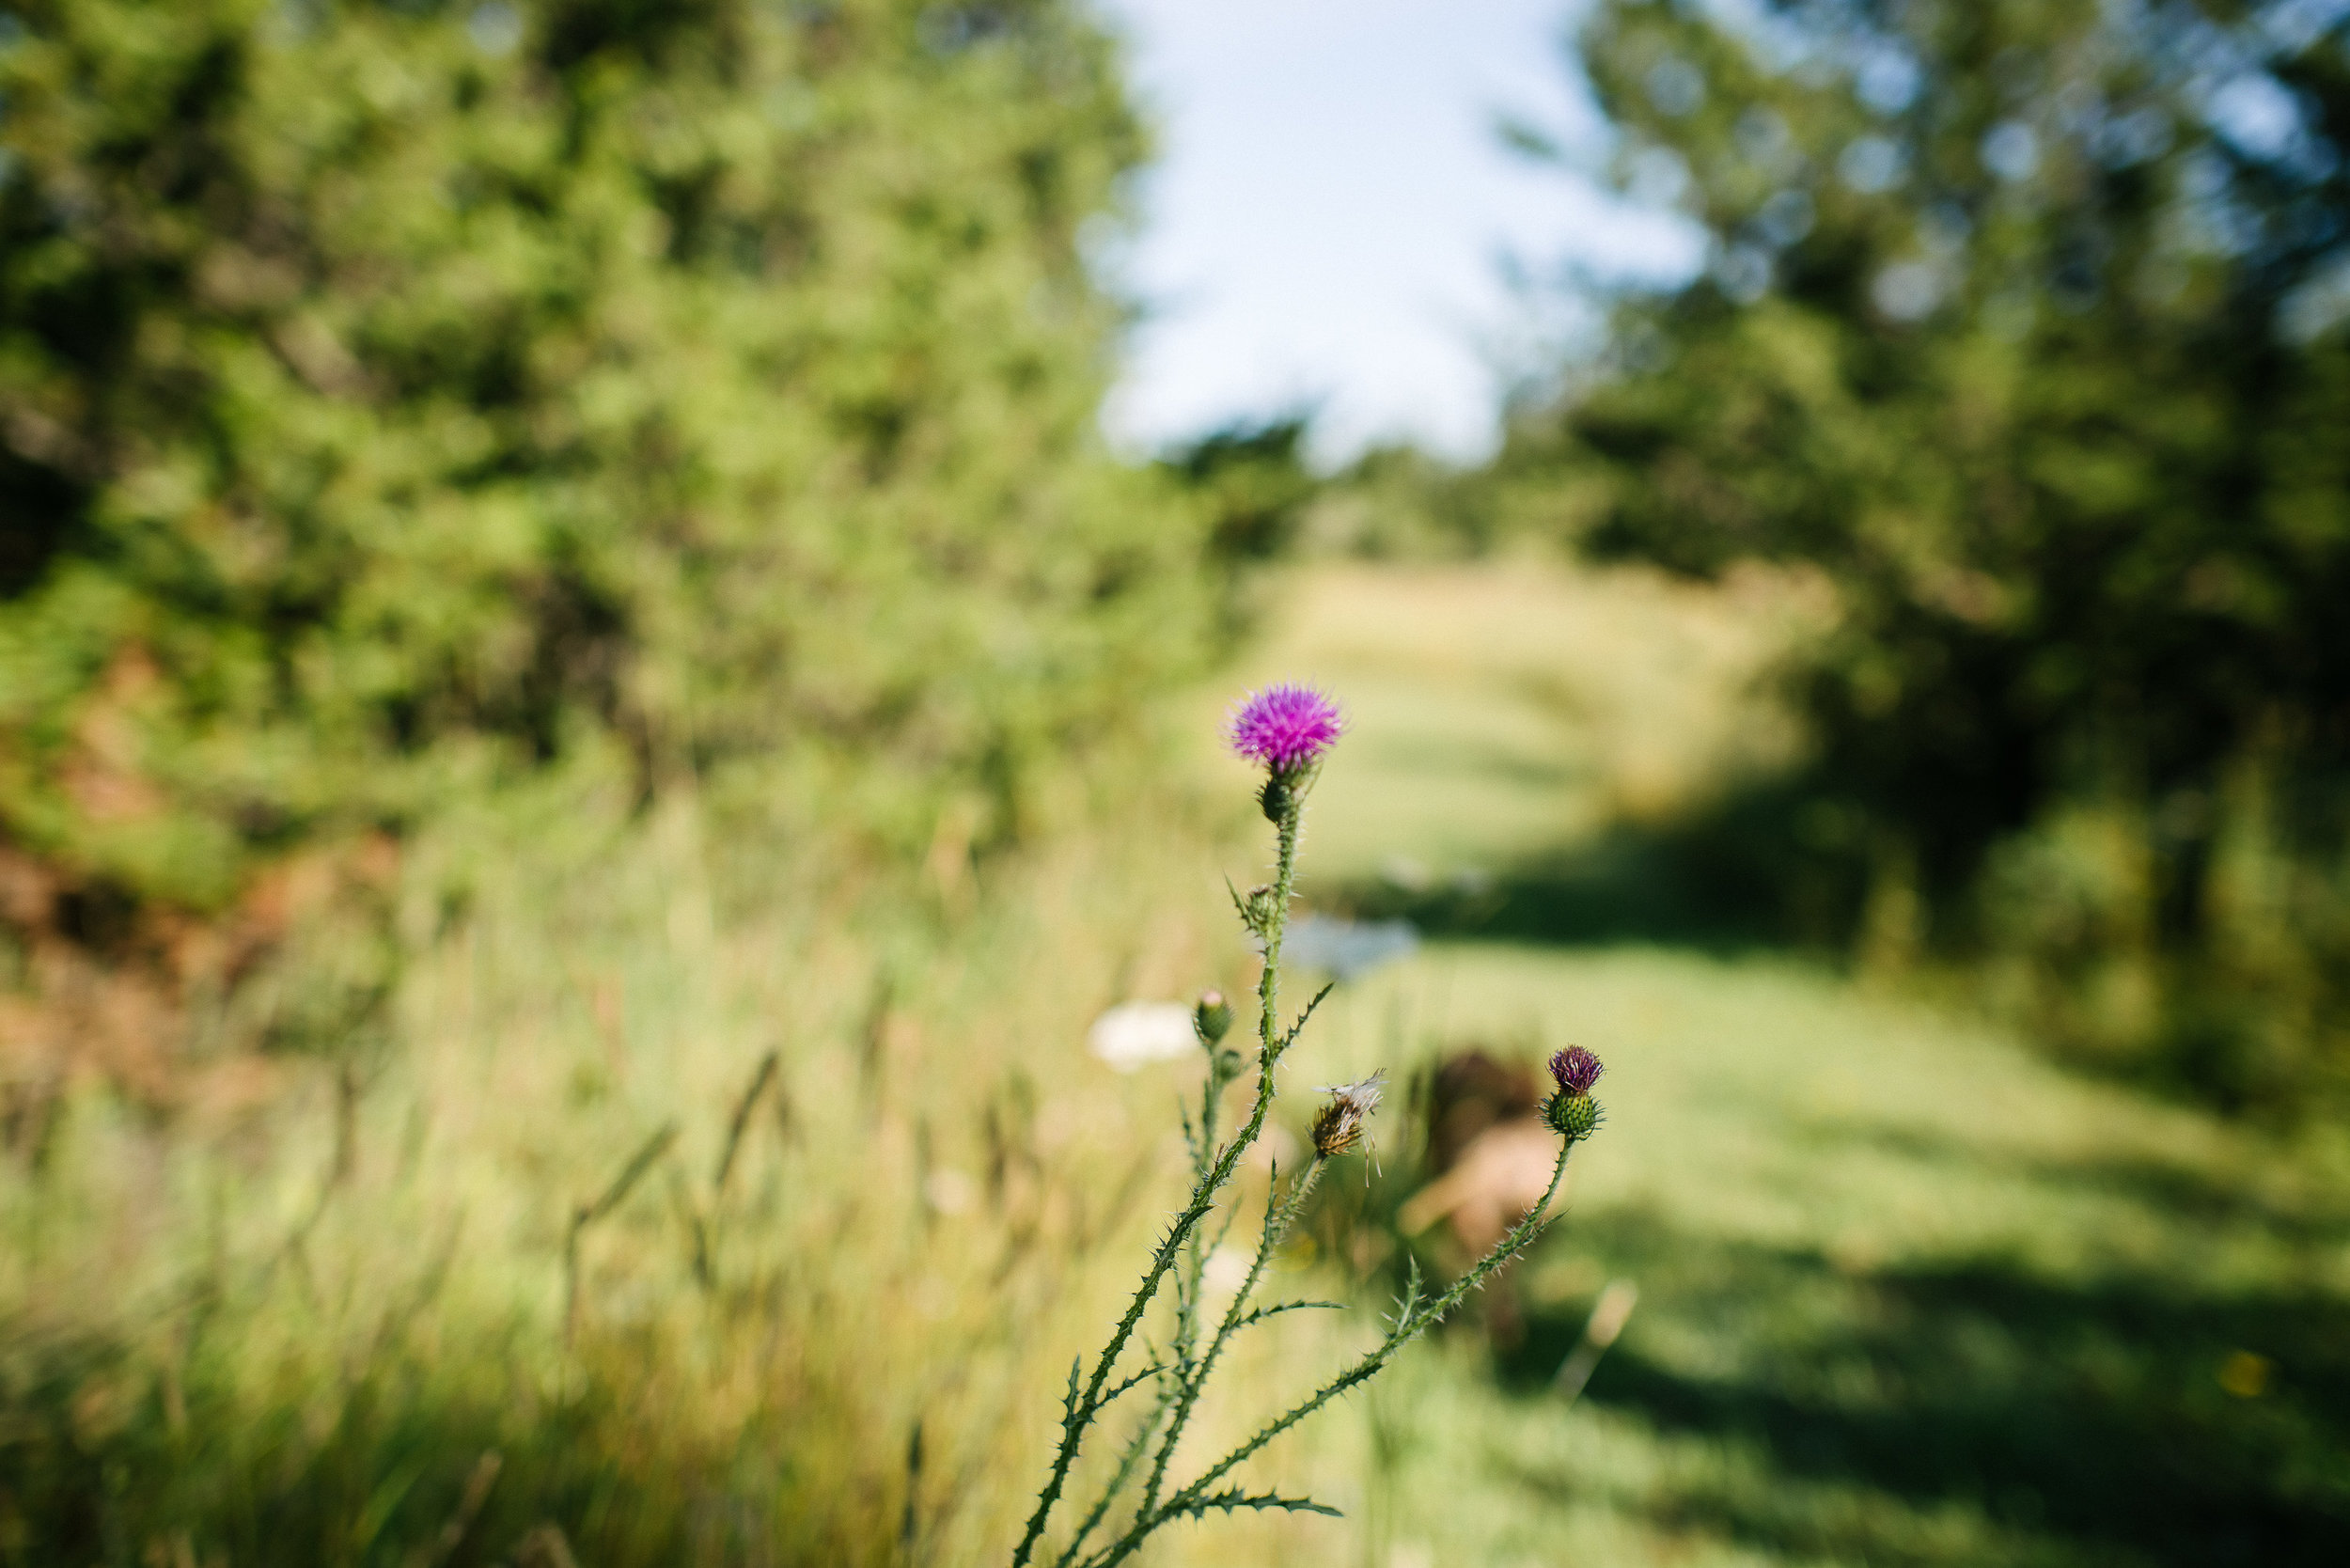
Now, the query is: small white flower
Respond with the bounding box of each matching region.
[1087,1001,1198,1072]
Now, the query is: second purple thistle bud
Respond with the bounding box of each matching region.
[1548,1045,1605,1098]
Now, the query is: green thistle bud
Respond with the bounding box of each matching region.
[1543,1090,1605,1143]
[1258,775,1291,823]
[1194,990,1233,1046]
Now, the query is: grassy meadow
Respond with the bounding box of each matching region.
[6,560,2349,1567]
[1209,560,2350,1567]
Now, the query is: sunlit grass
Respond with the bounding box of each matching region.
[1210,559,2350,1568]
[0,763,1295,1567]
[1294,940,2350,1567]
[1219,558,1816,885]
[6,560,2346,1567]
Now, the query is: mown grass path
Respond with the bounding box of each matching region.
[1219,563,2350,1567]
[1307,945,2350,1568]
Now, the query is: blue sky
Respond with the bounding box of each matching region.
[1095,0,1697,464]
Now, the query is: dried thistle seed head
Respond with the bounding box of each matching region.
[1547,1044,1605,1098]
[1194,990,1234,1045]
[1543,1090,1605,1142]
[1310,1069,1386,1158]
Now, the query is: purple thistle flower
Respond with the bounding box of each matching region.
[1228,683,1345,774]
[1547,1045,1605,1098]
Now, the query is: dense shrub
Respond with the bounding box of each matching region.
[0,0,1213,1063]
[1502,0,2350,1104]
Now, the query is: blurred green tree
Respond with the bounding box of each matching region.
[1505,0,2350,1102]
[0,0,1210,1043]
[1162,413,1317,570]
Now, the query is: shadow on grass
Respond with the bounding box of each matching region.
[1494,1187,2350,1568]
[1788,1115,2350,1251]
[1323,779,1870,953]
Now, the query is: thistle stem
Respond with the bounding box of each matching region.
[1139,1155,1327,1521]
[1089,1144,1575,1568]
[1016,726,1594,1568]
[1010,795,1307,1567]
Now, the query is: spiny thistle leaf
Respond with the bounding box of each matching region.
[1178,1489,1341,1520]
[1234,1299,1344,1330]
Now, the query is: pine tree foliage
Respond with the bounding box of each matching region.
[0,0,1206,928]
[1510,0,2350,1100]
